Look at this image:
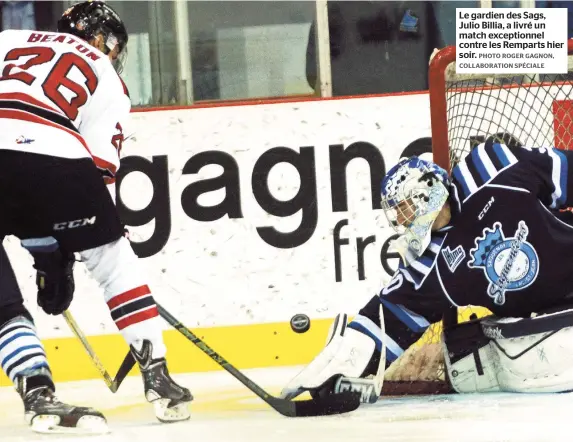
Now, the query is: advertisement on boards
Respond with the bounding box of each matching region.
[5,93,434,339]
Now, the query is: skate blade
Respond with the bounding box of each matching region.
[30,414,110,435]
[152,399,190,423]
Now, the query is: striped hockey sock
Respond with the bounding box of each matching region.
[107,285,159,330]
[0,316,50,383]
[107,285,166,359]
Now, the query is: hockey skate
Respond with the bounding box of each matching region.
[16,370,108,434]
[131,340,193,423]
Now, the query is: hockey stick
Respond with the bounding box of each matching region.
[62,310,135,393]
[156,303,361,417]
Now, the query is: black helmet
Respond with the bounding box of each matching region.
[57,1,128,73]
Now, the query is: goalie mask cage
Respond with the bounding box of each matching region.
[382,39,573,395]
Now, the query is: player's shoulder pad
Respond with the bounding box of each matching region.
[98,65,130,103]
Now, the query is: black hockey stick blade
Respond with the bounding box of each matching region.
[111,350,136,392]
[267,391,361,417]
[156,303,361,417]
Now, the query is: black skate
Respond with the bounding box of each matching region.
[16,372,108,434]
[131,340,193,423]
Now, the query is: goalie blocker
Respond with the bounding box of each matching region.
[444,308,573,394]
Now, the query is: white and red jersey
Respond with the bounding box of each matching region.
[0,31,168,359]
[0,29,130,190]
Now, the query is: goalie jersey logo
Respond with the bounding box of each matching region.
[441,245,465,273]
[468,221,539,306]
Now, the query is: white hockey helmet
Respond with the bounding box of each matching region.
[381,157,450,265]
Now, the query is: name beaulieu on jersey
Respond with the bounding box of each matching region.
[115,140,418,284]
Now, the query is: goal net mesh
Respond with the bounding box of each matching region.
[447,72,573,165]
[382,42,573,394]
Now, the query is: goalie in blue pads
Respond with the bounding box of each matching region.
[282,141,573,400]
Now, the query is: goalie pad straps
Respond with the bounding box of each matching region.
[480,307,573,339]
[442,318,501,393]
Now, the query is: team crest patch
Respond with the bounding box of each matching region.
[441,245,465,273]
[468,221,539,305]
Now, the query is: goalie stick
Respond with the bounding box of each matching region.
[62,310,135,393]
[156,303,361,417]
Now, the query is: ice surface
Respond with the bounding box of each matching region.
[1,366,572,442]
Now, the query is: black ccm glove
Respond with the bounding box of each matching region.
[21,238,76,315]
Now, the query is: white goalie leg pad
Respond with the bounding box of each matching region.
[442,318,501,394]
[481,309,573,393]
[334,306,386,403]
[280,312,381,402]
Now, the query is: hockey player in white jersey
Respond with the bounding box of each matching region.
[0,1,191,434]
[281,138,573,402]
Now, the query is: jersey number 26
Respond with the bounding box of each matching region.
[1,46,98,121]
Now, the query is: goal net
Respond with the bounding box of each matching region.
[381,40,573,395]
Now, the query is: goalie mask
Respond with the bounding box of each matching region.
[381,157,450,266]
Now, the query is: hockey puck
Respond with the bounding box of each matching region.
[290,314,311,333]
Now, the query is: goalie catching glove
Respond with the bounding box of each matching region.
[280,311,385,404]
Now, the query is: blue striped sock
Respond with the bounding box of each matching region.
[0,316,50,383]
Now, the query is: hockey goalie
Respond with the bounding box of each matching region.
[281,140,573,401]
